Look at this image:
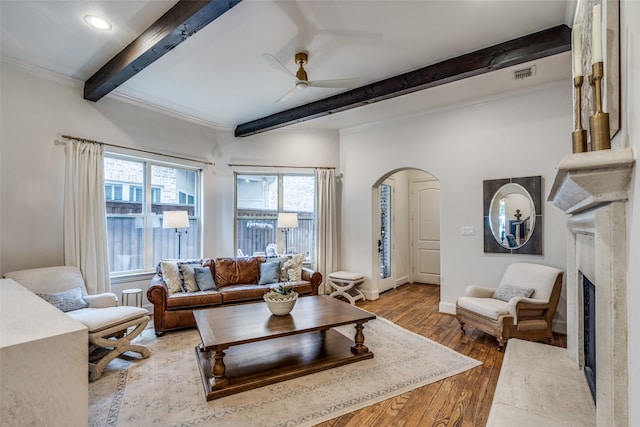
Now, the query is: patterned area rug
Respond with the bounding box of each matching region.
[89,317,481,427]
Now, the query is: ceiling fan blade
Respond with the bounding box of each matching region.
[261,53,296,81]
[275,86,299,103]
[307,78,360,89]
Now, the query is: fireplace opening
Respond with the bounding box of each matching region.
[583,275,596,403]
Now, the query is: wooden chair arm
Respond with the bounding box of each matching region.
[508,297,551,322]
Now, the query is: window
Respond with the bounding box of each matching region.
[129,185,142,202]
[235,173,315,260]
[104,154,201,275]
[105,183,123,201]
[179,191,194,205]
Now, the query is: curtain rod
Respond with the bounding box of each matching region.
[228,163,335,170]
[55,134,214,166]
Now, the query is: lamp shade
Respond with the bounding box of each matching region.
[277,212,298,229]
[163,211,189,229]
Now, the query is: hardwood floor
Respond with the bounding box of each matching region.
[316,283,567,427]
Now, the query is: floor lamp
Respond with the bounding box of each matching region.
[163,211,189,259]
[277,213,298,254]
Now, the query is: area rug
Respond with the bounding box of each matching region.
[89,317,481,427]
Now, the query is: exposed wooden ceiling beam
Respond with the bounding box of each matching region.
[84,0,242,102]
[235,24,571,137]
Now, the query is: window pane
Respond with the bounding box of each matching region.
[152,165,198,262]
[237,175,278,210]
[106,216,144,272]
[283,176,314,212]
[104,158,145,274]
[236,175,278,256]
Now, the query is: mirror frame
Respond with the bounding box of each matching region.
[483,175,542,255]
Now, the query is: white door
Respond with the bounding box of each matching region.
[377,180,395,293]
[410,179,440,284]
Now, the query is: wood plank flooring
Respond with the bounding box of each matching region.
[316,283,567,427]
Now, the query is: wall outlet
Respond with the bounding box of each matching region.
[461,226,475,236]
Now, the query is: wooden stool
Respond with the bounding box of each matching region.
[328,271,365,305]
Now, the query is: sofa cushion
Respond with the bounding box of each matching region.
[259,261,281,285]
[492,285,535,302]
[166,290,222,309]
[219,284,270,303]
[36,286,88,312]
[457,296,509,320]
[178,261,202,292]
[215,257,259,288]
[280,254,304,281]
[160,261,183,295]
[194,267,217,291]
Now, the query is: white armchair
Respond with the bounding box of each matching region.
[4,266,150,381]
[456,263,563,350]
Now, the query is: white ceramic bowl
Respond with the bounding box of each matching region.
[264,294,297,316]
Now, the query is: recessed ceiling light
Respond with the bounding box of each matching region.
[84,15,112,31]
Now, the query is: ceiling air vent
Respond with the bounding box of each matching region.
[513,65,536,81]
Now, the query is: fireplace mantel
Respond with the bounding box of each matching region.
[547,147,634,213]
[547,147,634,427]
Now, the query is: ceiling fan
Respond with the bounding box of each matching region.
[262,52,359,103]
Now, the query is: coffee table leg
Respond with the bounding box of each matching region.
[211,349,229,389]
[351,322,369,355]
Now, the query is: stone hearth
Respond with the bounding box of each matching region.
[548,147,634,426]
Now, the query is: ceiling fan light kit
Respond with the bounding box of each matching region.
[263,51,359,103]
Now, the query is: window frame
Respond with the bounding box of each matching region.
[104,152,202,278]
[234,172,315,260]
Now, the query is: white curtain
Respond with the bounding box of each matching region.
[63,139,110,294]
[313,168,339,294]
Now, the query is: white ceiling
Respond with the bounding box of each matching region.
[0,0,573,133]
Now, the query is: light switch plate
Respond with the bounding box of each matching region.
[461,226,475,236]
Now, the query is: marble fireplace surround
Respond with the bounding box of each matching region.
[548,147,634,426]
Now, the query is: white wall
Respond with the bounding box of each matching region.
[0,62,219,275]
[0,60,340,291]
[620,1,639,425]
[339,82,572,324]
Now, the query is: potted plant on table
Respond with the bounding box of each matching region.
[263,284,298,316]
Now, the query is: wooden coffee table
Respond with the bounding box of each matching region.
[193,295,376,400]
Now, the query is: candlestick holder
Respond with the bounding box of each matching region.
[589,62,611,151]
[572,76,587,153]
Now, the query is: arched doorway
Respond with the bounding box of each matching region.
[372,168,440,295]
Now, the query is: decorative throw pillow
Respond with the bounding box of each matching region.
[281,254,304,282]
[160,261,183,295]
[194,267,217,291]
[37,286,88,312]
[178,260,202,292]
[259,261,281,285]
[492,285,535,302]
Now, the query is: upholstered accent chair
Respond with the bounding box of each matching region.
[456,263,563,350]
[4,266,150,381]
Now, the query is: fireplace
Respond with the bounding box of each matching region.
[548,147,634,426]
[583,276,596,402]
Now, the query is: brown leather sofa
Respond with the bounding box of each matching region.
[147,256,322,336]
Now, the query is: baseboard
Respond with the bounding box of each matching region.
[439,301,456,315]
[361,289,380,301]
[394,275,409,287]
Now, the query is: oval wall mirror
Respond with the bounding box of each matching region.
[483,175,542,255]
[488,183,535,249]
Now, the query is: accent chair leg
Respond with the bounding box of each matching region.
[88,316,150,382]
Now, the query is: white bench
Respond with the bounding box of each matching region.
[487,339,595,426]
[328,271,365,305]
